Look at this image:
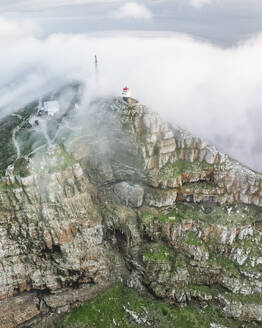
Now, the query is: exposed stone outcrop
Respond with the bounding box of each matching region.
[1,96,262,327]
[0,150,126,327]
[113,182,144,207]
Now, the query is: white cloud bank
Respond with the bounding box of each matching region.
[0,0,124,12]
[0,16,41,41]
[113,2,152,20]
[191,0,216,8]
[0,15,262,171]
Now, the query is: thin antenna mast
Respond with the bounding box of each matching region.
[95,55,98,79]
[38,96,42,112]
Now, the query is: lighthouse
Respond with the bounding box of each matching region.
[122,86,138,105]
[122,86,131,103]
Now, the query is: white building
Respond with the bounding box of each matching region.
[43,101,60,116]
[122,86,130,98]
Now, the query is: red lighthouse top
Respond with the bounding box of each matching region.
[122,86,131,98]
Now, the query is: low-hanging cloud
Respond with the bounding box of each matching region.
[1,15,262,172]
[0,0,124,12]
[0,16,41,41]
[190,0,215,8]
[113,2,152,20]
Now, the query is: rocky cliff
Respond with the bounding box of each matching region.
[1,94,262,327]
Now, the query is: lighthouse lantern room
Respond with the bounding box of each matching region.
[122,86,130,102]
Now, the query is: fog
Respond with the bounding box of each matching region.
[1,11,262,172]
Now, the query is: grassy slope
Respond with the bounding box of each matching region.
[47,284,243,328]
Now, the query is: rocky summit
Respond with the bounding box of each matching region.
[1,90,262,328]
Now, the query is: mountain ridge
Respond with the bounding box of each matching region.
[0,95,262,327]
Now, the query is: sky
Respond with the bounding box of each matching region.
[1,0,262,171]
[2,0,262,46]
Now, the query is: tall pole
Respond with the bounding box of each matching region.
[38,96,42,112]
[95,55,98,81]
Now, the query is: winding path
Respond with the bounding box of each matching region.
[12,126,21,160]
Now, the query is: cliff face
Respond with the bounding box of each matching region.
[1,96,262,327]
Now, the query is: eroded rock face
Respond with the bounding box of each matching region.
[1,97,262,327]
[113,182,144,208]
[0,151,126,327]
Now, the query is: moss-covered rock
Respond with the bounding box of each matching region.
[2,95,262,328]
[46,284,244,328]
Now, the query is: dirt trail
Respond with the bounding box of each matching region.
[12,126,21,160]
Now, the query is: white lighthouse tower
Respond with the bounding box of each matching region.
[122,86,131,103]
[121,86,138,105]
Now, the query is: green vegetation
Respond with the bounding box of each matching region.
[183,182,217,193]
[126,106,138,122]
[157,160,213,181]
[48,145,76,174]
[0,117,21,175]
[31,144,76,175]
[0,102,39,176]
[141,210,180,224]
[173,257,188,270]
[17,128,43,156]
[185,231,203,247]
[47,284,241,328]
[223,291,262,304]
[13,157,31,177]
[186,284,218,299]
[208,255,238,273]
[0,179,21,192]
[120,106,137,133]
[142,246,173,263]
[156,202,262,226]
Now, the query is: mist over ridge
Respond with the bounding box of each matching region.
[0,27,262,172]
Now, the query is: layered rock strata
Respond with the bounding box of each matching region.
[0,97,262,327]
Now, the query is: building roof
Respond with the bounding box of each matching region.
[43,101,59,115]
